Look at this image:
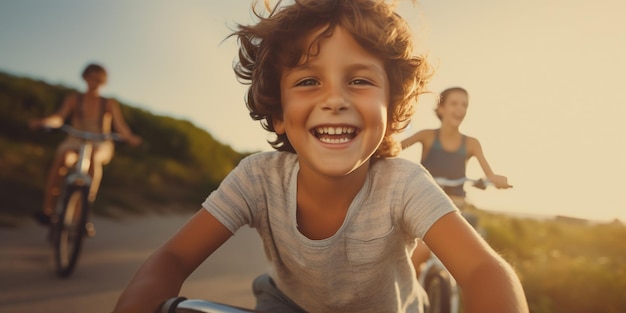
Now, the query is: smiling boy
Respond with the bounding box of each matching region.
[114,1,528,312]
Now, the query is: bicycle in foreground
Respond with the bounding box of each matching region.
[419,177,511,313]
[160,297,260,313]
[46,125,123,277]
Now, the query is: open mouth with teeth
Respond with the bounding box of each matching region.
[312,126,358,144]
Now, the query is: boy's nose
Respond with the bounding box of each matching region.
[322,97,348,112]
[321,87,349,112]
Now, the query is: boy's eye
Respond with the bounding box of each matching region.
[350,78,373,86]
[295,78,319,87]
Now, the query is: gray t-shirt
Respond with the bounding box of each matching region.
[203,151,457,313]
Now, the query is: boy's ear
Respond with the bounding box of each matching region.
[273,115,285,134]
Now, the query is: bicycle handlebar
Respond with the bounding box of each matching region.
[433,177,488,190]
[160,297,260,313]
[434,177,513,189]
[54,124,125,142]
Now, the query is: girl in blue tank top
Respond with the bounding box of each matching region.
[401,87,511,277]
[401,87,510,197]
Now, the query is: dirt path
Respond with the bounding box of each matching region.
[0,213,267,313]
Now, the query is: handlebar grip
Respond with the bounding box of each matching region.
[159,297,187,313]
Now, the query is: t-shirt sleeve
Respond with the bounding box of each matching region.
[401,166,459,239]
[202,156,258,234]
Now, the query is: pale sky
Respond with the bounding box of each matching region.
[1,0,624,221]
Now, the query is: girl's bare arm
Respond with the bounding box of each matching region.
[113,209,233,313]
[400,129,429,150]
[467,137,509,188]
[109,99,142,146]
[424,212,529,313]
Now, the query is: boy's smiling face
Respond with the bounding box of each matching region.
[275,26,389,178]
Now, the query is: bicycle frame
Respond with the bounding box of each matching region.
[53,127,97,221]
[55,124,122,201]
[63,139,93,193]
[49,125,122,277]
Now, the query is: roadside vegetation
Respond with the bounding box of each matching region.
[476,209,626,313]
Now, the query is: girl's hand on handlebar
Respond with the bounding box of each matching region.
[125,134,142,147]
[29,115,63,130]
[489,174,512,189]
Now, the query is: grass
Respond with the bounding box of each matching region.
[475,209,626,313]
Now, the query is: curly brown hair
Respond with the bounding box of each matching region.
[232,0,433,157]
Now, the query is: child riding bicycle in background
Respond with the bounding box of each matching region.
[29,63,141,229]
[400,87,512,279]
[114,1,528,312]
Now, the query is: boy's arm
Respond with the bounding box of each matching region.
[113,209,233,313]
[109,99,142,146]
[424,212,529,313]
[467,137,509,188]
